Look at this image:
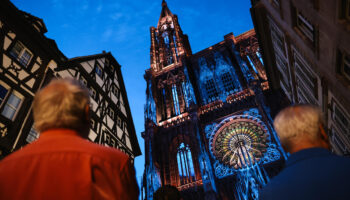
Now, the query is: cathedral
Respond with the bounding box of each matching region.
[142,1,288,199]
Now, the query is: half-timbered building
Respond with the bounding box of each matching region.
[0,0,141,160]
[55,52,141,159]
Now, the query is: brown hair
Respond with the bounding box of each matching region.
[33,78,90,135]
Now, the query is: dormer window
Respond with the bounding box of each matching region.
[9,41,33,67]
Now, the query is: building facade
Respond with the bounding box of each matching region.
[142,1,287,199]
[250,0,350,155]
[0,0,141,160]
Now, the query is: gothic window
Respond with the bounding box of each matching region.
[95,62,103,79]
[181,82,189,108]
[162,32,173,66]
[9,41,33,67]
[221,72,235,93]
[163,34,170,45]
[177,143,195,185]
[204,79,218,100]
[26,126,39,143]
[173,35,178,56]
[256,50,264,65]
[210,116,269,169]
[246,55,259,74]
[1,91,23,121]
[162,88,167,118]
[172,84,180,115]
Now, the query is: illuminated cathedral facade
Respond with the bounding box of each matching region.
[142,1,287,199]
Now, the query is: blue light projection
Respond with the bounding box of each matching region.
[247,55,259,75]
[183,66,197,106]
[213,51,242,101]
[206,111,283,200]
[256,51,264,65]
[177,143,195,185]
[172,84,181,115]
[145,138,161,200]
[195,123,217,193]
[231,44,253,82]
[145,78,157,124]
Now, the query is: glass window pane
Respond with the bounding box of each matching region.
[19,50,32,66]
[26,126,40,143]
[2,105,16,120]
[0,85,8,105]
[7,94,21,108]
[10,42,23,58]
[177,143,195,185]
[2,93,22,120]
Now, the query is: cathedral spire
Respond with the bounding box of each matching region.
[159,0,173,19]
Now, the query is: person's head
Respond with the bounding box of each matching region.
[33,78,91,137]
[274,104,329,153]
[153,185,182,200]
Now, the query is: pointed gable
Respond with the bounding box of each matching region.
[157,0,174,28]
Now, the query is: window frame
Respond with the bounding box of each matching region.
[80,76,88,86]
[9,41,33,67]
[204,79,218,101]
[26,126,40,143]
[95,62,104,79]
[220,71,235,93]
[109,107,114,119]
[1,90,24,121]
[176,143,195,185]
[89,87,97,100]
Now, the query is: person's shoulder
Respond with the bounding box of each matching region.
[79,139,129,161]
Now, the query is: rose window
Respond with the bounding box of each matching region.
[210,116,269,169]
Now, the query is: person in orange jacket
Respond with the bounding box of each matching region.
[0,78,139,200]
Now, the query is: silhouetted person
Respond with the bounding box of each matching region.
[260,105,350,200]
[153,185,182,200]
[0,78,139,200]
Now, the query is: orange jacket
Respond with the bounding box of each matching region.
[0,129,139,200]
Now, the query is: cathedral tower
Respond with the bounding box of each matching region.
[142,1,286,200]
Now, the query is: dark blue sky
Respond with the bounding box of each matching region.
[11,0,253,185]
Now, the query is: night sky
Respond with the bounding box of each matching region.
[11,0,254,185]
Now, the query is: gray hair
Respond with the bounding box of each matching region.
[273,105,324,150]
[33,78,90,134]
